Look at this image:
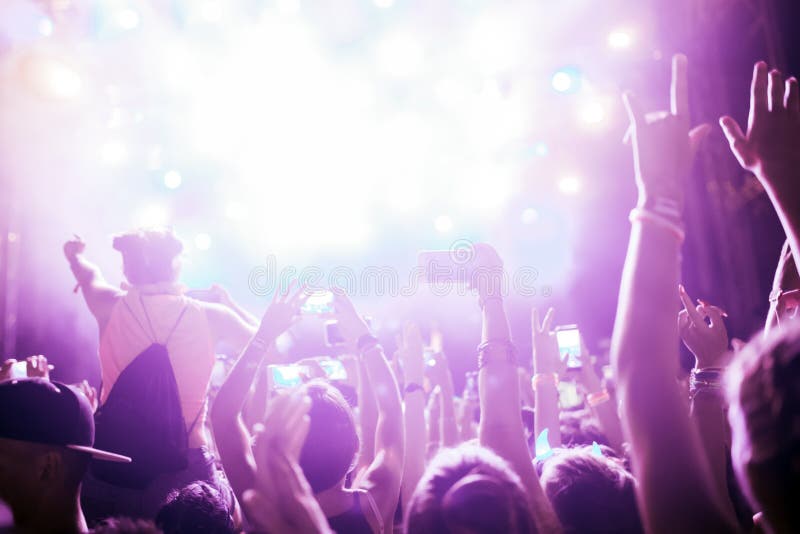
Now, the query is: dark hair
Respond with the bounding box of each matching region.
[559,409,609,448]
[299,381,360,493]
[154,481,234,534]
[91,517,162,534]
[540,446,643,534]
[112,228,183,285]
[726,323,800,530]
[406,444,538,534]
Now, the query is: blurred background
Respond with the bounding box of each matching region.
[0,0,798,386]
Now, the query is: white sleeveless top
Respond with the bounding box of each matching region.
[99,285,215,447]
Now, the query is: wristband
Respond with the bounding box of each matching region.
[477,340,517,369]
[586,389,610,407]
[531,373,559,391]
[629,208,685,243]
[689,367,724,401]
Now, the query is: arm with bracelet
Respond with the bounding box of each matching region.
[210,283,310,503]
[578,359,624,453]
[473,244,561,533]
[397,322,427,509]
[531,307,563,451]
[333,290,404,530]
[678,287,739,523]
[612,54,737,533]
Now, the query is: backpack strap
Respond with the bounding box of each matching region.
[122,297,155,343]
[164,305,189,345]
[134,293,188,345]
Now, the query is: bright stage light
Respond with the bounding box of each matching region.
[101,140,127,165]
[557,175,582,195]
[25,56,82,99]
[114,9,140,30]
[163,170,182,189]
[533,142,549,157]
[38,18,53,36]
[434,215,453,234]
[551,68,581,94]
[467,13,523,74]
[225,201,248,221]
[608,30,633,50]
[276,0,301,15]
[521,208,539,225]
[579,99,606,125]
[199,1,223,21]
[137,204,169,227]
[376,32,425,78]
[194,233,212,250]
[374,0,395,8]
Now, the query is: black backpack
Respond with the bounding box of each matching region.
[91,295,200,489]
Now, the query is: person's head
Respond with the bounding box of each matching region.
[539,446,643,534]
[726,323,800,531]
[112,228,183,286]
[559,409,609,448]
[0,379,129,527]
[155,481,234,534]
[298,380,360,493]
[406,444,538,534]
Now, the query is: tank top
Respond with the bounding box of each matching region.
[99,285,216,447]
[327,490,383,534]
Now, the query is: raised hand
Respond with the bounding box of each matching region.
[330,289,371,343]
[623,54,711,212]
[720,62,800,193]
[677,285,729,368]
[74,380,99,413]
[63,235,86,261]
[532,308,562,376]
[243,393,332,534]
[256,281,310,341]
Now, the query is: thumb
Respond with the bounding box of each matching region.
[719,116,750,166]
[689,123,712,159]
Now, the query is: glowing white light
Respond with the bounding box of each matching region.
[276,0,301,15]
[374,0,395,7]
[38,18,53,36]
[31,58,82,99]
[558,175,582,195]
[101,140,127,165]
[114,9,140,30]
[376,32,425,78]
[194,233,212,250]
[225,202,249,221]
[434,215,453,234]
[533,142,549,157]
[608,30,633,50]
[579,100,606,125]
[138,204,169,227]
[521,208,539,224]
[199,1,222,21]
[164,170,182,189]
[467,13,523,74]
[551,71,574,93]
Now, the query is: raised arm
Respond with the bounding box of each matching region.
[63,237,121,330]
[678,287,738,521]
[612,54,737,533]
[720,62,800,271]
[210,284,309,502]
[473,244,560,533]
[397,322,427,509]
[427,351,459,447]
[531,307,563,449]
[332,291,404,528]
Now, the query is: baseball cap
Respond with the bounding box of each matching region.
[0,378,130,463]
